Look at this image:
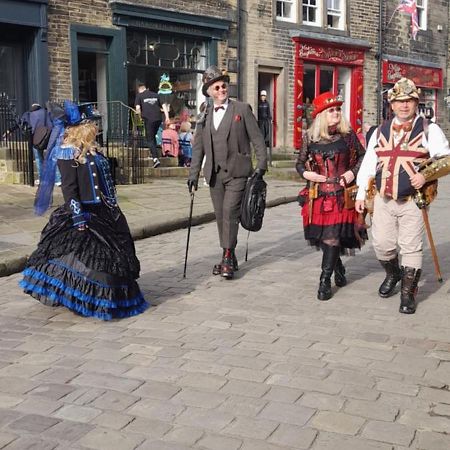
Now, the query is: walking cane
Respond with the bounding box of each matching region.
[183,191,195,278]
[421,208,443,283]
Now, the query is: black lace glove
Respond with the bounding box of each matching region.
[254,168,266,179]
[187,178,198,193]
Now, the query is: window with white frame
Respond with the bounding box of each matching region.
[327,0,345,29]
[416,0,427,30]
[276,0,297,22]
[303,0,320,26]
[299,0,346,29]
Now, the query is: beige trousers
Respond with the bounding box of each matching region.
[372,194,424,269]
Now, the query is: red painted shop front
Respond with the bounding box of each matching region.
[382,60,443,121]
[292,37,367,149]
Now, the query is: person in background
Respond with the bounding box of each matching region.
[355,78,450,314]
[135,82,169,168]
[161,120,180,158]
[23,104,52,183]
[258,90,272,148]
[20,101,149,320]
[296,91,366,301]
[187,66,267,280]
[179,121,193,167]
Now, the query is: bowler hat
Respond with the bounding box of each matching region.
[202,66,230,97]
[388,77,421,103]
[311,92,343,119]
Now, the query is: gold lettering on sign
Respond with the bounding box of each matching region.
[298,44,363,63]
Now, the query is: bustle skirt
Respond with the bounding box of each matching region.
[301,193,367,250]
[20,203,149,320]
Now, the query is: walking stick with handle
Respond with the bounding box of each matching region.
[421,207,443,283]
[415,189,443,283]
[183,192,195,278]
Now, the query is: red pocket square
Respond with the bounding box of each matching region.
[234,115,241,122]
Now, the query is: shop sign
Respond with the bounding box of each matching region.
[298,44,364,65]
[382,60,442,89]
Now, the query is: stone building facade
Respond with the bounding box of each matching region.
[0,0,449,148]
[242,0,450,148]
[1,0,238,129]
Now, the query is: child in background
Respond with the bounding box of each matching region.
[179,121,193,167]
[161,121,179,158]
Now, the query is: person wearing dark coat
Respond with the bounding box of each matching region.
[187,66,268,279]
[258,90,272,147]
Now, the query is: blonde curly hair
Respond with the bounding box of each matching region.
[63,122,98,163]
[307,109,351,143]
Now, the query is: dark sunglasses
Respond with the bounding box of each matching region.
[213,84,228,91]
[327,106,342,113]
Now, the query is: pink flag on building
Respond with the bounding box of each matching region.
[396,0,419,40]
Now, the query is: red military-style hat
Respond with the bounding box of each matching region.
[311,92,343,119]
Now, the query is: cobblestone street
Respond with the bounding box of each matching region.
[0,181,450,450]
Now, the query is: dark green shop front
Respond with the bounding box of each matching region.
[111,3,231,118]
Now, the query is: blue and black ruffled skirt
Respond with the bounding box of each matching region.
[20,203,149,320]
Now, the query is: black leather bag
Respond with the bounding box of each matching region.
[240,174,267,232]
[32,112,51,153]
[32,126,51,152]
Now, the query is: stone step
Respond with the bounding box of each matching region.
[270,151,297,161]
[266,167,300,182]
[144,167,190,178]
[271,159,296,169]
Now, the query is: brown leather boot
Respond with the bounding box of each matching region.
[212,250,226,275]
[221,249,236,279]
[213,249,238,275]
[399,266,421,314]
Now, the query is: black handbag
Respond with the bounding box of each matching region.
[32,112,51,153]
[240,174,267,232]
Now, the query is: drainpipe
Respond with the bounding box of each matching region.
[237,0,242,100]
[376,0,383,123]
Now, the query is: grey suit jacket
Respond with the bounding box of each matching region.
[189,100,268,184]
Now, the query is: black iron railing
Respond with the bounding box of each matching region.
[0,96,150,186]
[0,93,34,186]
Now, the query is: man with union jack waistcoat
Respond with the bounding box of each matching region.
[355,77,450,314]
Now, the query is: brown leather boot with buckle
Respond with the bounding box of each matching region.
[221,249,236,279]
[213,249,238,275]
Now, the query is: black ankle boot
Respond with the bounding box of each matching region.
[317,244,340,301]
[399,266,421,314]
[334,257,347,287]
[378,257,402,298]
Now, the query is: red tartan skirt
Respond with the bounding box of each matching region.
[300,193,366,249]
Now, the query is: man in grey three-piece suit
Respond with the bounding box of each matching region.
[188,66,268,279]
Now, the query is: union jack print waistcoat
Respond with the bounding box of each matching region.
[375,117,429,200]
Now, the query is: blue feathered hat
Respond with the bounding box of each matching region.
[64,100,82,125]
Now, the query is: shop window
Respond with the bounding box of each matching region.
[417,0,427,30]
[276,0,297,22]
[126,31,207,71]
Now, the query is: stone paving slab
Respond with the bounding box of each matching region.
[0,178,300,276]
[0,179,449,448]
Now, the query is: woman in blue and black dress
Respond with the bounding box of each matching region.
[20,106,149,320]
[296,92,366,301]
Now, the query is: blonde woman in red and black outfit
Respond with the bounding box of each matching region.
[296,92,366,301]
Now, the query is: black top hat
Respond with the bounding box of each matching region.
[202,66,230,97]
